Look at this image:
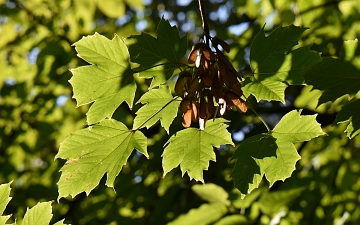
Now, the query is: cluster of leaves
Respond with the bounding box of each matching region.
[1,0,360,224]
[56,18,328,200]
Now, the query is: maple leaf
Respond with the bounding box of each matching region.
[70,33,136,125]
[231,110,326,197]
[162,119,233,182]
[243,25,321,103]
[133,85,181,133]
[56,119,148,200]
[126,18,187,87]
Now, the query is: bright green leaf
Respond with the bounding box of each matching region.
[230,134,277,197]
[70,33,136,125]
[96,0,126,18]
[21,202,52,225]
[242,79,287,103]
[56,119,148,200]
[304,58,360,105]
[334,100,360,138]
[133,85,181,133]
[192,183,230,206]
[0,182,12,225]
[265,141,301,186]
[272,110,326,142]
[53,219,68,225]
[340,39,359,66]
[126,18,187,87]
[168,203,227,225]
[230,187,264,209]
[162,119,233,182]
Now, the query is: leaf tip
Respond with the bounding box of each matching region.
[324,133,329,137]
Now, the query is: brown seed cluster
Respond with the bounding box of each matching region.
[175,37,247,129]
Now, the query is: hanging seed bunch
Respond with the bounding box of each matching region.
[175,36,247,130]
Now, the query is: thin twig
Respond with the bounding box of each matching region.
[242,95,271,132]
[198,0,210,45]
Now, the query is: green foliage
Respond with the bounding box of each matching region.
[70,33,136,125]
[126,18,187,87]
[0,182,67,225]
[56,119,148,199]
[1,0,360,224]
[162,119,233,182]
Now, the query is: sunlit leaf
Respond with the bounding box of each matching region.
[22,202,52,225]
[271,110,326,142]
[133,85,181,133]
[162,119,233,182]
[70,33,136,125]
[126,18,187,87]
[168,203,227,225]
[192,183,230,206]
[0,182,12,225]
[56,119,148,199]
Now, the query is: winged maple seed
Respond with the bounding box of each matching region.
[176,36,246,129]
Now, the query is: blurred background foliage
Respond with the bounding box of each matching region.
[1,0,360,224]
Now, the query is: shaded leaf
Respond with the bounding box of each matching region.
[133,85,181,133]
[70,33,136,125]
[244,25,320,103]
[214,214,249,225]
[334,100,360,138]
[21,202,52,225]
[192,183,230,206]
[126,18,187,87]
[56,119,148,200]
[230,134,277,197]
[162,119,233,182]
[168,203,227,225]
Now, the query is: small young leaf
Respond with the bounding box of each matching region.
[168,203,227,225]
[162,119,233,182]
[230,134,277,197]
[244,25,321,103]
[0,182,12,225]
[272,109,326,142]
[21,202,52,225]
[133,85,181,133]
[126,18,187,87]
[70,33,136,125]
[56,119,148,200]
[192,183,230,206]
[334,100,360,138]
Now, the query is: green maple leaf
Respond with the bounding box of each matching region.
[243,25,321,103]
[22,202,52,225]
[334,100,360,138]
[56,119,148,200]
[133,85,181,133]
[126,18,187,87]
[162,119,234,182]
[231,110,325,197]
[70,33,136,125]
[0,182,12,225]
[304,39,360,105]
[230,134,277,197]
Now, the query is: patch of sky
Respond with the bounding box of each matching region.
[4,77,16,86]
[176,0,192,6]
[5,0,16,9]
[116,11,133,27]
[244,47,250,64]
[27,47,40,65]
[136,20,148,32]
[56,95,69,107]
[265,9,278,30]
[229,22,250,36]
[143,0,152,6]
